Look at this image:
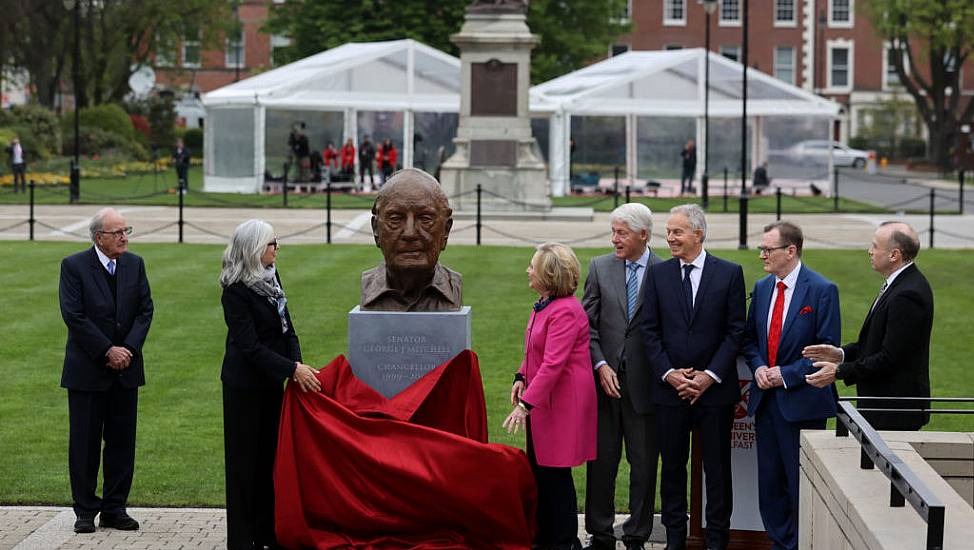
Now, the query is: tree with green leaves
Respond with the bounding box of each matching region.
[265,0,630,84]
[0,0,227,109]
[864,0,974,170]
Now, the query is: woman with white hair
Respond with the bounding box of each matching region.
[219,219,320,550]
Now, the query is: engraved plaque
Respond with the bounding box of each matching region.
[347,306,472,398]
[470,140,517,167]
[471,60,517,116]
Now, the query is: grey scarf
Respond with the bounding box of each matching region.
[247,265,289,333]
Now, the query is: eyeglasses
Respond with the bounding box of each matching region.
[98,226,133,239]
[268,240,279,249]
[757,244,789,255]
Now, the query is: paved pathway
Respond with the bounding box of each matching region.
[0,507,667,549]
[1,205,973,248]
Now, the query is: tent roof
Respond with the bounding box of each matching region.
[203,39,461,111]
[529,48,839,118]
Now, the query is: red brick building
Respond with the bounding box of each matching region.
[613,0,974,143]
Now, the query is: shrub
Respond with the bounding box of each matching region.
[78,104,135,141]
[3,104,61,157]
[1,125,47,161]
[148,97,176,150]
[76,125,148,161]
[183,127,203,153]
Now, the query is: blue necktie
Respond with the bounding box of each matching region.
[626,262,641,321]
[107,260,116,276]
[682,263,695,313]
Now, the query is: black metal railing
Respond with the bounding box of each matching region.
[833,397,974,550]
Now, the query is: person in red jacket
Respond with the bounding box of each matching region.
[340,139,356,181]
[322,143,338,176]
[375,142,386,186]
[382,139,398,184]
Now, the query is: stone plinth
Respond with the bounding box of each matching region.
[439,12,550,212]
[347,306,471,399]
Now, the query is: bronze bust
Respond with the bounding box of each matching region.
[361,168,462,312]
[467,0,529,15]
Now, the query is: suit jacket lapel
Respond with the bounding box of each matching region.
[861,264,913,326]
[115,253,130,318]
[754,277,772,357]
[88,248,113,303]
[690,254,717,324]
[627,250,657,329]
[780,266,808,342]
[613,257,628,319]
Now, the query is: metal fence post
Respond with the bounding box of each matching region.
[776,186,782,221]
[929,188,935,249]
[959,170,965,215]
[613,167,620,209]
[178,181,184,244]
[834,167,840,212]
[738,187,749,250]
[326,180,332,244]
[723,167,729,212]
[625,185,631,204]
[476,184,482,246]
[28,180,35,241]
[283,176,289,208]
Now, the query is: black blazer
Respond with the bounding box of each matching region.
[839,263,934,430]
[640,253,746,407]
[59,247,154,391]
[220,278,302,390]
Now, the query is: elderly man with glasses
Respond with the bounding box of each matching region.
[59,207,154,534]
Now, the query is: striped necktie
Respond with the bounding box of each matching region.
[107,260,116,276]
[626,262,641,321]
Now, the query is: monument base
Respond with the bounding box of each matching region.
[347,306,471,399]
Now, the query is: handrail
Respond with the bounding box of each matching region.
[833,401,945,550]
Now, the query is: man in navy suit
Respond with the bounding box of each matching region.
[742,221,840,550]
[640,204,745,550]
[59,208,153,534]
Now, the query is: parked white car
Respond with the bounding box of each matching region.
[786,140,869,168]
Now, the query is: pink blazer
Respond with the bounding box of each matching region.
[518,296,597,467]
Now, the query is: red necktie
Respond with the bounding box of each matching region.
[767,281,787,368]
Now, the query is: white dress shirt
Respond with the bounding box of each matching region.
[94,246,116,274]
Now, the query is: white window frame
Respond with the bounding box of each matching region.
[826,39,854,92]
[663,0,687,26]
[774,46,796,85]
[828,0,854,29]
[773,0,797,28]
[882,41,909,91]
[719,0,741,27]
[720,45,741,62]
[181,33,201,69]
[225,33,245,69]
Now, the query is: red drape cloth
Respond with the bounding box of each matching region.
[274,350,537,550]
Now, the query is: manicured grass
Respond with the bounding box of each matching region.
[551,194,888,214]
[0,242,971,510]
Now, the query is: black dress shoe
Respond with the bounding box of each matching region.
[624,543,645,550]
[99,513,140,530]
[74,517,95,533]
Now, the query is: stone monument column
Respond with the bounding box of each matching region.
[439,1,551,212]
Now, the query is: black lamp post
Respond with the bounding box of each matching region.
[738,0,749,250]
[701,0,718,210]
[64,0,81,203]
[232,1,241,82]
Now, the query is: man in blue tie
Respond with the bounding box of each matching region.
[742,221,840,550]
[581,203,662,550]
[59,208,154,534]
[639,204,745,550]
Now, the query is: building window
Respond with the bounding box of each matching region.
[663,0,686,25]
[720,45,741,62]
[774,46,795,84]
[720,0,741,25]
[182,27,201,68]
[774,0,796,25]
[827,41,854,91]
[271,34,291,67]
[828,0,853,27]
[610,44,631,57]
[884,45,905,89]
[225,34,245,69]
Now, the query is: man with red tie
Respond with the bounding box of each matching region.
[741,221,840,550]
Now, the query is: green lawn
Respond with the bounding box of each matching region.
[551,194,888,214]
[0,242,971,510]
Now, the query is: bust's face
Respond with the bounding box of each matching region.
[373,178,452,274]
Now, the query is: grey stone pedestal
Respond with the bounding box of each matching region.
[347,306,472,399]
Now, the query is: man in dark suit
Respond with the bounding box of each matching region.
[742,221,840,550]
[640,204,745,550]
[804,222,933,431]
[171,138,191,193]
[59,207,154,534]
[581,203,661,550]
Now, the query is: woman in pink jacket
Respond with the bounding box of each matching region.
[504,242,597,550]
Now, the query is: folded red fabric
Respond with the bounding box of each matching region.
[275,350,538,549]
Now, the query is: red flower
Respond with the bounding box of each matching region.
[799,306,813,315]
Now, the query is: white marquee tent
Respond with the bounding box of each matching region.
[203,42,840,195]
[530,48,841,195]
[202,39,461,192]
